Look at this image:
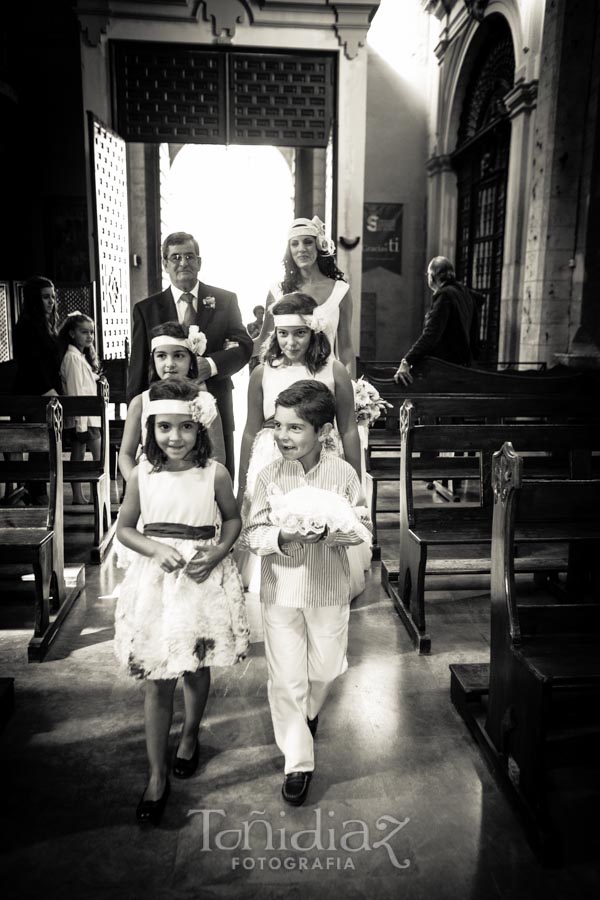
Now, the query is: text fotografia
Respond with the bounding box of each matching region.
[187,808,411,870]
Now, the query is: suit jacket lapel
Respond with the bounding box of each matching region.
[160,287,178,323]
[196,283,216,332]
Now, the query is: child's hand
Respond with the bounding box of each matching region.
[185,546,225,583]
[152,544,185,573]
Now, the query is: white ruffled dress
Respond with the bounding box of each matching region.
[114,459,249,680]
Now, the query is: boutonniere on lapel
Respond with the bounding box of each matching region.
[203,296,216,309]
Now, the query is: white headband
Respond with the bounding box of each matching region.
[151,326,207,359]
[287,216,335,256]
[146,392,218,428]
[151,335,189,352]
[273,312,325,334]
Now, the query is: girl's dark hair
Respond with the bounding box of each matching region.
[144,376,211,470]
[148,321,198,384]
[20,276,57,336]
[57,312,101,373]
[262,292,331,375]
[280,242,346,294]
[275,380,336,430]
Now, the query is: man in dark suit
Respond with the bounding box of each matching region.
[127,231,253,479]
[394,256,482,385]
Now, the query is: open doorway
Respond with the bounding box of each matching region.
[160,143,296,469]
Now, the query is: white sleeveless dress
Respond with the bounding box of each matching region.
[114,459,249,680]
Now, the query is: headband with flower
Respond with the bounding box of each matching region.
[272,307,327,334]
[151,326,207,358]
[146,391,218,429]
[287,216,336,257]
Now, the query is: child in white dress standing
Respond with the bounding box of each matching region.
[57,312,101,504]
[114,377,249,825]
[118,320,226,482]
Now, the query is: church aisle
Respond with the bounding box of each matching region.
[0,550,599,900]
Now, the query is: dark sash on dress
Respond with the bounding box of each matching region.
[143,523,216,540]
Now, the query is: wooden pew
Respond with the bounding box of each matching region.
[359,358,598,556]
[450,443,600,861]
[103,355,128,487]
[384,400,600,652]
[0,379,114,562]
[368,392,597,554]
[0,398,84,660]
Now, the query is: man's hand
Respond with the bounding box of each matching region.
[196,357,213,382]
[393,359,413,386]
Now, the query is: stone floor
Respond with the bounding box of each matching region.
[1,490,599,899]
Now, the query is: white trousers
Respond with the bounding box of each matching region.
[261,603,350,774]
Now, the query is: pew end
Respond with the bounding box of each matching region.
[450,442,600,863]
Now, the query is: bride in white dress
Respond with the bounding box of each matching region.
[245,216,371,596]
[251,216,355,372]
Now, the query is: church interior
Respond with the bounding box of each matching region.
[1,1,599,898]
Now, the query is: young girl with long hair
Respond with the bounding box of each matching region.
[237,292,367,596]
[238,292,361,504]
[57,311,102,505]
[114,376,248,825]
[251,217,355,370]
[119,321,226,482]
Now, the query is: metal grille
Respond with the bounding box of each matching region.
[89,115,131,359]
[0,282,11,362]
[55,283,95,326]
[454,126,511,363]
[112,43,335,149]
[457,30,515,147]
[113,43,225,143]
[453,22,514,365]
[230,54,333,147]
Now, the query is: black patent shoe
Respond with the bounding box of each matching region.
[173,740,199,779]
[282,771,312,806]
[136,778,170,825]
[307,715,319,738]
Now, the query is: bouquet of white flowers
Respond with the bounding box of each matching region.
[268,485,371,544]
[352,377,392,427]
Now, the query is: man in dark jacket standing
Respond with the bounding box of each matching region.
[127,231,253,479]
[394,256,480,385]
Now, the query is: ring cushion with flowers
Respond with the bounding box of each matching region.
[267,485,371,544]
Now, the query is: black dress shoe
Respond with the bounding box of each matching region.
[136,778,170,825]
[282,771,312,806]
[173,740,199,779]
[307,715,319,738]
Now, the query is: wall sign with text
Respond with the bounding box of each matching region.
[362,203,403,275]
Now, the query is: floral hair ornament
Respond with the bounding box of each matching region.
[186,325,207,358]
[146,392,218,428]
[287,216,336,257]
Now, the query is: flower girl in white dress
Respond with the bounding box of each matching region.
[114,376,248,825]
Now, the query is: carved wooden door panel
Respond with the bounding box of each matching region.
[88,113,130,360]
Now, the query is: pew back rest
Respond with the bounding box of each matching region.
[0,398,63,531]
[490,442,600,646]
[399,400,600,529]
[0,379,110,477]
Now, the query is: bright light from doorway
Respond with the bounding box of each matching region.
[162,144,294,324]
[161,144,295,485]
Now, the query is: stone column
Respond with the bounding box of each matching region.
[497,79,538,363]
